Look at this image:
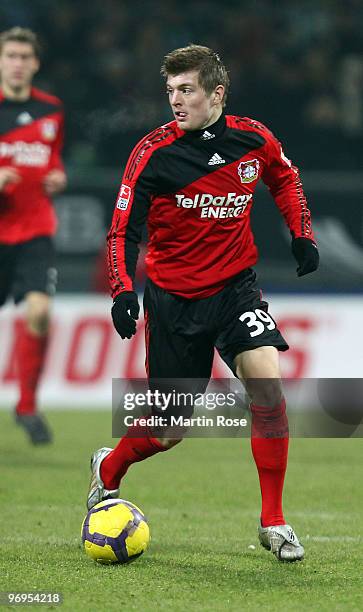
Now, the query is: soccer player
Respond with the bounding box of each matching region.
[0,28,67,444]
[88,45,319,561]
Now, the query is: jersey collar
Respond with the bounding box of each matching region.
[183,113,226,141]
[0,87,32,104]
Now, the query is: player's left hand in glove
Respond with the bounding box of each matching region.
[111,291,140,339]
[291,237,319,277]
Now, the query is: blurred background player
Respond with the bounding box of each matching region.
[0,27,67,444]
[88,45,319,562]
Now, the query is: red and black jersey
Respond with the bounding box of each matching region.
[108,113,315,299]
[0,87,64,244]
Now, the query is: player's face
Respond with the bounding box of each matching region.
[0,41,39,92]
[166,71,224,131]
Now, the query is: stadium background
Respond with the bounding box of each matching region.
[1,0,363,404]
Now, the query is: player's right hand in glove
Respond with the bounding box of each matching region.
[291,237,319,277]
[111,291,140,339]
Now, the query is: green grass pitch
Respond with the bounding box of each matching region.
[0,410,362,611]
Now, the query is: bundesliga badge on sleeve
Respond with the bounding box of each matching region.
[116,184,132,210]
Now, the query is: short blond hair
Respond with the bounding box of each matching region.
[0,27,40,58]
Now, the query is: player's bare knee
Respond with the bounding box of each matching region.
[27,311,50,335]
[235,361,244,381]
[246,378,283,407]
[26,296,51,335]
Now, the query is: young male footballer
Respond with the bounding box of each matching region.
[0,28,67,443]
[88,45,319,561]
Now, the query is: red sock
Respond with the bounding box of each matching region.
[15,322,48,415]
[101,419,165,489]
[250,399,289,528]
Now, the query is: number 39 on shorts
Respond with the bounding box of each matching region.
[239,308,276,337]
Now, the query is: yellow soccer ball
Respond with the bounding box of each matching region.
[81,498,150,564]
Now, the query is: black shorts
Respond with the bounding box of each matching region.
[0,236,57,306]
[143,269,288,381]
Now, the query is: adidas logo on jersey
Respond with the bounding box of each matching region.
[201,130,215,140]
[208,153,225,166]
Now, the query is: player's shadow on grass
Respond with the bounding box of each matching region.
[151,542,270,563]
[140,551,307,585]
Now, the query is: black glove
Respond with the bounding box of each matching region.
[111,291,140,339]
[291,237,319,277]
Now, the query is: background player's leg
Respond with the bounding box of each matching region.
[15,292,52,444]
[12,237,56,443]
[234,346,288,528]
[16,291,50,415]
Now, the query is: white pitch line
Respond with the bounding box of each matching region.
[151,508,360,521]
[6,504,85,512]
[1,535,80,545]
[2,534,360,546]
[304,535,361,542]
[292,511,361,520]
